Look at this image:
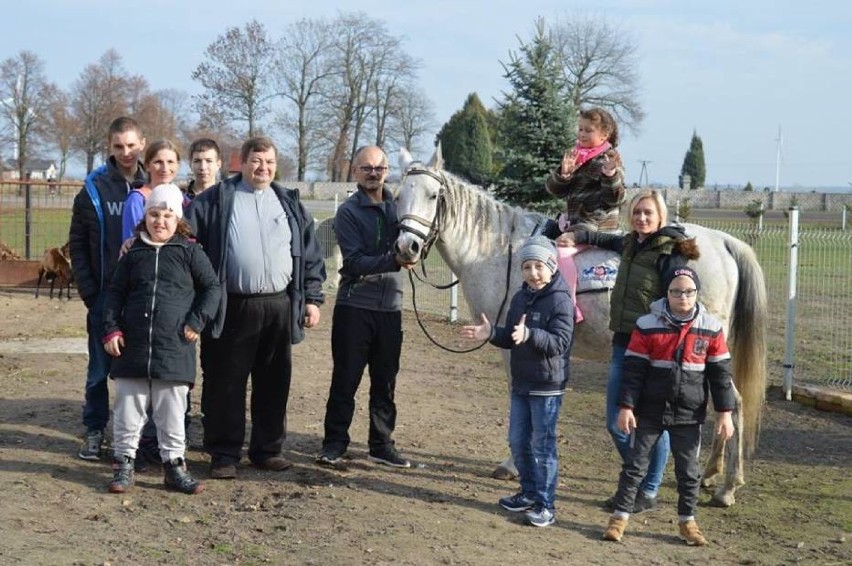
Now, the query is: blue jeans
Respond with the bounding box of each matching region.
[83,294,112,432]
[606,343,669,497]
[508,392,563,510]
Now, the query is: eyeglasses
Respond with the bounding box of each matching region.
[359,166,388,174]
[668,288,697,298]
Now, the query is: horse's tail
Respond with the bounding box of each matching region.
[725,236,768,455]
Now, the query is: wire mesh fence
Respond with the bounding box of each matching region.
[318,218,852,392]
[1,184,848,392]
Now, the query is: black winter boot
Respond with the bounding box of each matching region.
[108,455,135,493]
[163,457,204,495]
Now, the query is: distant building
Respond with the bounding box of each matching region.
[2,158,57,181]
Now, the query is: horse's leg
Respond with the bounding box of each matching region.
[707,391,745,507]
[492,350,518,481]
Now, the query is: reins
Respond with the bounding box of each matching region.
[399,166,515,354]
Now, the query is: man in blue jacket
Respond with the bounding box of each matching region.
[316,145,415,469]
[69,117,147,461]
[186,136,326,479]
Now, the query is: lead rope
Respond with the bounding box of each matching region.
[408,242,514,354]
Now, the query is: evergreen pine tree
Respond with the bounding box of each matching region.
[435,93,494,184]
[680,130,706,190]
[492,19,576,211]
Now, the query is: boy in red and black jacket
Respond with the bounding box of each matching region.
[602,266,735,547]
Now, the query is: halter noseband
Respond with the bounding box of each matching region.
[398,166,447,261]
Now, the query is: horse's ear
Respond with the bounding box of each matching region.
[427,142,444,170]
[398,147,414,172]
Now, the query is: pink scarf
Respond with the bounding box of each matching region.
[573,141,611,168]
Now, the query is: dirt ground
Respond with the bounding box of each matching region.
[0,291,850,566]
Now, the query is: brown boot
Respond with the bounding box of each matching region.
[679,519,708,546]
[603,516,628,542]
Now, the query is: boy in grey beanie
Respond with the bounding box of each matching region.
[460,235,574,527]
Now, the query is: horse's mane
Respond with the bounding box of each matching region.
[436,169,544,255]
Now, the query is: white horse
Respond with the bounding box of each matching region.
[394,147,768,507]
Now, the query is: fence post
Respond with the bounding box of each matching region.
[843,206,847,231]
[448,273,459,322]
[783,207,799,400]
[24,173,33,260]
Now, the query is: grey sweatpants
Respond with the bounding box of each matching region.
[112,378,189,462]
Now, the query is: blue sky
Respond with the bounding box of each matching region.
[2,0,850,189]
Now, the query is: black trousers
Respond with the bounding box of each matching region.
[201,291,292,465]
[322,304,402,453]
[613,422,703,517]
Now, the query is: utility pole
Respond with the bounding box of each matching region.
[774,126,783,192]
[637,160,650,187]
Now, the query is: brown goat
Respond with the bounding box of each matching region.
[35,242,73,299]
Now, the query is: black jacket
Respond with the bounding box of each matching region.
[185,174,326,341]
[490,274,575,395]
[103,234,221,383]
[69,157,147,307]
[335,187,403,312]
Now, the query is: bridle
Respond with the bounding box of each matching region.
[397,166,447,266]
[397,165,514,354]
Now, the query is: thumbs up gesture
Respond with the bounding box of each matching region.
[512,314,530,345]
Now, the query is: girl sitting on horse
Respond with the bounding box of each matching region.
[542,107,626,322]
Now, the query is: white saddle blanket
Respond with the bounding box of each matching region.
[575,247,619,293]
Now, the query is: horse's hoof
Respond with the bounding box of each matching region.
[491,466,517,481]
[710,492,736,507]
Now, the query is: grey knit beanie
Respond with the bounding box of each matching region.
[519,235,558,274]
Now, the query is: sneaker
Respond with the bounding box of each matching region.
[164,457,204,495]
[368,448,411,468]
[78,429,103,461]
[603,516,628,542]
[633,492,658,514]
[108,455,135,493]
[499,492,535,512]
[679,520,708,546]
[525,505,555,528]
[316,447,345,466]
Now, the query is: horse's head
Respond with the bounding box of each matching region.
[395,145,447,264]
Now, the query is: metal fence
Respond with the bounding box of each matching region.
[318,216,852,393]
[1,182,849,391]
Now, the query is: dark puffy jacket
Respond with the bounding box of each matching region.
[490,274,574,396]
[102,234,221,383]
[69,157,147,307]
[619,298,735,426]
[185,174,326,342]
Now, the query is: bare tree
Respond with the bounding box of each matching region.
[125,76,182,142]
[70,49,131,173]
[192,20,278,137]
[43,85,78,181]
[318,13,415,181]
[372,51,418,149]
[0,50,55,181]
[276,18,336,181]
[549,14,644,134]
[388,84,435,154]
